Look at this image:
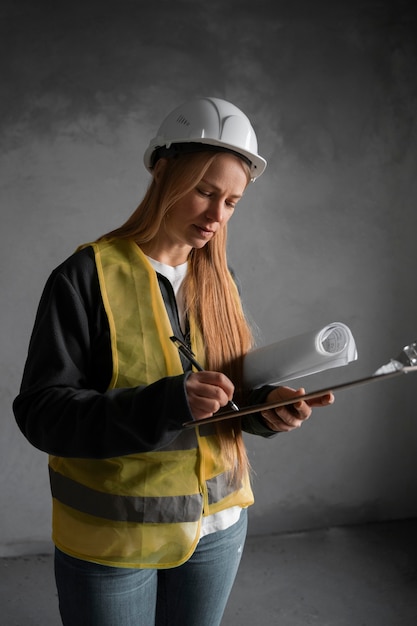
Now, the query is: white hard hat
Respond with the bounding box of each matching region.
[143,97,267,181]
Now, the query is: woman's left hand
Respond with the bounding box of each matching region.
[260,385,334,432]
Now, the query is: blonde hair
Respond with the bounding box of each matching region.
[100,151,254,481]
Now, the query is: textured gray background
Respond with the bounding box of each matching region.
[1,0,417,555]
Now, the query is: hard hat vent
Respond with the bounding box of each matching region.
[176,115,190,127]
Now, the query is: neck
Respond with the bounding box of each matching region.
[138,241,191,267]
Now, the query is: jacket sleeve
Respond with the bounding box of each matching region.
[241,387,279,438]
[13,248,194,458]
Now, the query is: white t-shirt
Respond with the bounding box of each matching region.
[146,255,242,537]
[146,256,188,332]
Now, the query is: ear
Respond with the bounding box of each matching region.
[152,158,168,183]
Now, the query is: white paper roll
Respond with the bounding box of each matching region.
[244,322,358,388]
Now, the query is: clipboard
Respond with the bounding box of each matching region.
[182,365,417,428]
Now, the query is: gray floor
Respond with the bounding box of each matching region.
[1,519,417,625]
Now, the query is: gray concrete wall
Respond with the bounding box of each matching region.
[1,0,416,556]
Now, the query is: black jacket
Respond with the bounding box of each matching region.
[13,246,275,459]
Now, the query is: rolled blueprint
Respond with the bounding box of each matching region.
[244,322,358,388]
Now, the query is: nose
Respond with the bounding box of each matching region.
[206,198,226,223]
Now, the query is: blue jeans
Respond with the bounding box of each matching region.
[54,508,247,626]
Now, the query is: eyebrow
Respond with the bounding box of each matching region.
[200,179,244,199]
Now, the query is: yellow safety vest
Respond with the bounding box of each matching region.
[49,239,254,568]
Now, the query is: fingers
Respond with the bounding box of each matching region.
[260,410,306,432]
[261,386,334,433]
[261,401,310,432]
[307,392,335,407]
[185,371,235,420]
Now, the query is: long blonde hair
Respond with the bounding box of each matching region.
[100,151,254,481]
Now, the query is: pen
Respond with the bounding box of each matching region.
[170,335,240,412]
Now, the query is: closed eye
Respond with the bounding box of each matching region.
[196,187,238,209]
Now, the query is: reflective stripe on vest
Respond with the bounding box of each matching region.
[49,466,203,523]
[49,239,254,568]
[49,465,239,523]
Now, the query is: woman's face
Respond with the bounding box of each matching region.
[150,152,249,265]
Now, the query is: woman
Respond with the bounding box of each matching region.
[13,97,334,626]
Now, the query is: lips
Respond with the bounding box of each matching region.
[194,225,215,236]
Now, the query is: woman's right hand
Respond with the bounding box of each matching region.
[185,371,236,420]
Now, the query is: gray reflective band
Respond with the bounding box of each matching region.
[49,467,203,524]
[207,471,241,505]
